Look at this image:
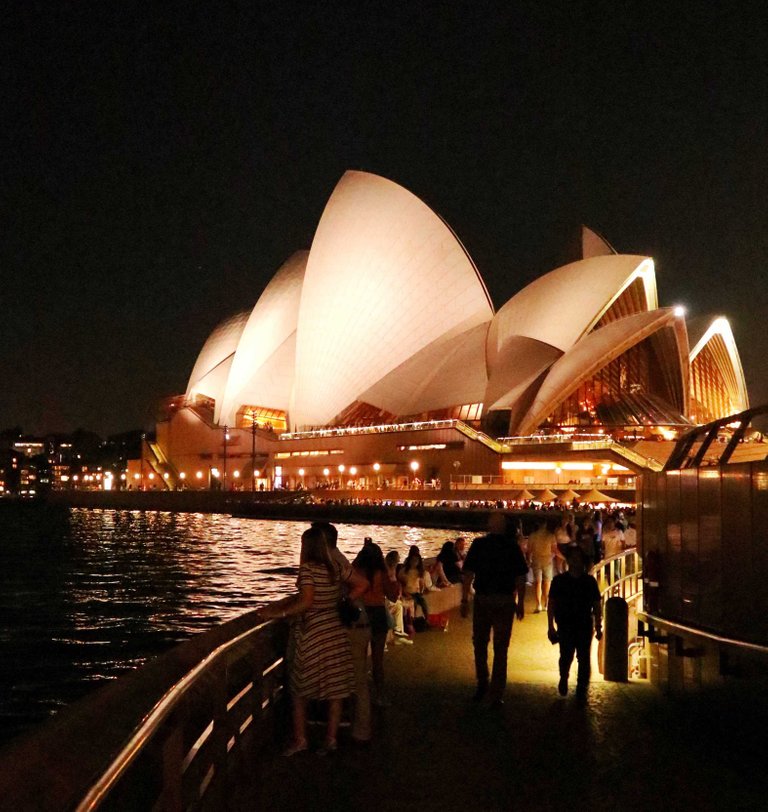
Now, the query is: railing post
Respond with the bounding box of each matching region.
[158,722,184,812]
[604,596,629,681]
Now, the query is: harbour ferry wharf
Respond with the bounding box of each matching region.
[240,597,768,812]
[2,590,767,812]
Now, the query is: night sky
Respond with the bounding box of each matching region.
[3,2,767,436]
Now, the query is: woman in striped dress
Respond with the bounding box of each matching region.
[260,524,362,755]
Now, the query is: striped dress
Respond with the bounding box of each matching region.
[289,561,355,700]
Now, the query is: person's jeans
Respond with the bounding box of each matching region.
[472,594,516,701]
[558,625,593,690]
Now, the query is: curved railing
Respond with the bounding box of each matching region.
[0,610,288,811]
[639,613,768,656]
[591,548,642,602]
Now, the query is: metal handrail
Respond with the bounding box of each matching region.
[591,548,642,602]
[639,612,768,656]
[76,617,273,810]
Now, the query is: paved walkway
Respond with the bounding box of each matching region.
[244,595,768,812]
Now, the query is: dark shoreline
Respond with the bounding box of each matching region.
[39,490,558,531]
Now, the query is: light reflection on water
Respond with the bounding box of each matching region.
[0,506,461,743]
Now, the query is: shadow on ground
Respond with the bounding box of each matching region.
[244,597,768,812]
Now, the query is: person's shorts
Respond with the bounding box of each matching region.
[532,562,554,583]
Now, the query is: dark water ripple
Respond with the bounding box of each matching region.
[0,505,459,744]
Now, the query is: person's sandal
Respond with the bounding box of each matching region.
[282,739,308,757]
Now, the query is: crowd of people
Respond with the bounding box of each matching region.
[257,509,634,755]
[257,522,468,756]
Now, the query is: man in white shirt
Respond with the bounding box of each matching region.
[527,517,558,613]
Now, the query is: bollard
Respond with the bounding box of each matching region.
[603,596,629,682]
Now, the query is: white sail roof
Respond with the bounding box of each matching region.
[515,308,688,435]
[291,171,493,429]
[186,309,251,404]
[217,252,307,424]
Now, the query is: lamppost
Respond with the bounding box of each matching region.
[338,464,345,489]
[373,462,381,489]
[298,468,305,490]
[250,408,257,493]
[410,460,419,489]
[140,433,146,492]
[222,426,229,492]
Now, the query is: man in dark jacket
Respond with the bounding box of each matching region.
[461,513,528,706]
[547,545,603,701]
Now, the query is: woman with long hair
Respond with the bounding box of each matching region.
[349,541,400,740]
[399,544,430,623]
[259,524,364,755]
[433,540,462,585]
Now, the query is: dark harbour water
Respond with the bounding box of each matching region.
[0,504,460,746]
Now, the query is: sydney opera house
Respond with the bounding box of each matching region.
[141,171,752,498]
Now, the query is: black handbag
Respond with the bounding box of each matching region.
[338,595,361,627]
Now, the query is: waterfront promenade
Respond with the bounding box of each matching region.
[243,595,768,812]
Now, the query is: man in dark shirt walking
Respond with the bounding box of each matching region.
[547,546,602,701]
[461,513,528,706]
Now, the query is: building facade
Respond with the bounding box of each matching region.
[148,171,752,497]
